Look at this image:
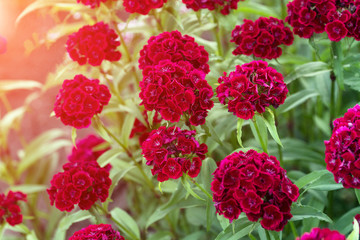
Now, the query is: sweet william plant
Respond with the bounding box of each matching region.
[1,0,360,239]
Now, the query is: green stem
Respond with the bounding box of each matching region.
[187,175,213,200]
[327,191,334,219]
[330,72,336,130]
[289,221,298,238]
[212,13,223,57]
[252,118,268,154]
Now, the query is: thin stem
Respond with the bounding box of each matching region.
[252,118,268,154]
[289,221,298,238]
[212,13,224,57]
[187,175,213,200]
[327,191,334,219]
[151,9,164,32]
[330,72,336,130]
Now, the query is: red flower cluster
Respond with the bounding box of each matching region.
[141,126,208,182]
[139,30,210,75]
[76,0,112,8]
[181,0,244,15]
[123,0,167,15]
[296,228,345,240]
[216,60,287,120]
[130,111,163,145]
[356,213,360,223]
[211,150,299,231]
[231,17,294,59]
[139,60,214,125]
[54,74,111,129]
[66,22,121,66]
[47,161,112,211]
[70,224,125,240]
[324,104,360,188]
[286,0,360,41]
[0,191,27,226]
[68,134,109,163]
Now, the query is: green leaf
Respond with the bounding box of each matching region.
[111,208,140,240]
[53,211,92,240]
[215,217,258,240]
[181,177,205,201]
[237,118,244,147]
[217,214,230,230]
[9,184,47,194]
[0,80,42,92]
[294,170,328,190]
[304,172,343,191]
[347,218,359,240]
[290,204,333,223]
[284,62,330,84]
[333,207,360,235]
[276,89,319,114]
[331,41,344,90]
[97,148,124,167]
[355,189,360,205]
[261,109,282,147]
[148,231,173,240]
[121,113,136,149]
[249,115,268,153]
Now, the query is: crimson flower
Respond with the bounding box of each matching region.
[70,224,125,240]
[0,191,27,226]
[123,0,167,15]
[211,150,299,231]
[181,0,245,15]
[296,228,345,240]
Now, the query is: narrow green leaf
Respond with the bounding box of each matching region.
[333,207,360,235]
[276,89,319,114]
[0,80,42,92]
[331,41,344,90]
[97,148,124,167]
[355,189,360,205]
[181,177,205,201]
[215,217,258,240]
[54,211,92,240]
[294,170,328,190]
[305,172,343,191]
[237,118,244,147]
[249,115,268,153]
[261,109,282,147]
[284,62,330,84]
[9,184,47,194]
[347,218,359,240]
[290,204,333,223]
[111,208,140,240]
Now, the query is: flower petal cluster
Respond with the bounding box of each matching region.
[286,0,360,41]
[0,191,27,226]
[130,110,163,145]
[66,22,121,66]
[47,135,111,212]
[231,17,294,59]
[76,0,112,8]
[211,150,299,231]
[296,228,345,240]
[139,30,210,75]
[139,60,214,125]
[141,126,208,182]
[54,74,111,129]
[181,0,244,15]
[123,0,167,15]
[324,104,360,188]
[216,60,287,120]
[70,224,125,240]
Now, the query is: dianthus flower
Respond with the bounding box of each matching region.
[139,60,214,126]
[324,104,360,188]
[286,0,360,41]
[123,0,167,15]
[181,0,244,15]
[216,60,287,120]
[68,134,108,162]
[139,30,210,75]
[211,150,299,231]
[0,35,6,54]
[0,191,27,226]
[296,228,346,240]
[70,224,125,240]
[54,74,111,129]
[141,126,208,182]
[66,22,121,66]
[130,110,163,145]
[356,213,360,223]
[231,17,294,59]
[47,159,112,211]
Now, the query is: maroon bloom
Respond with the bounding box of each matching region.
[325,104,360,189]
[216,60,288,120]
[54,75,111,129]
[182,0,245,15]
[325,20,348,41]
[296,227,346,240]
[123,0,167,15]
[76,0,115,8]
[211,150,298,231]
[66,22,121,66]
[69,224,125,240]
[141,126,208,182]
[0,191,27,226]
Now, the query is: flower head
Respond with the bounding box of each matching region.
[130,110,163,145]
[181,0,245,15]
[216,60,287,120]
[68,134,109,162]
[70,224,125,240]
[231,17,294,59]
[325,104,360,188]
[66,22,121,66]
[211,150,299,231]
[286,0,360,41]
[296,228,345,240]
[139,30,210,74]
[141,126,208,182]
[123,0,167,15]
[0,191,27,226]
[54,74,111,129]
[76,0,114,8]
